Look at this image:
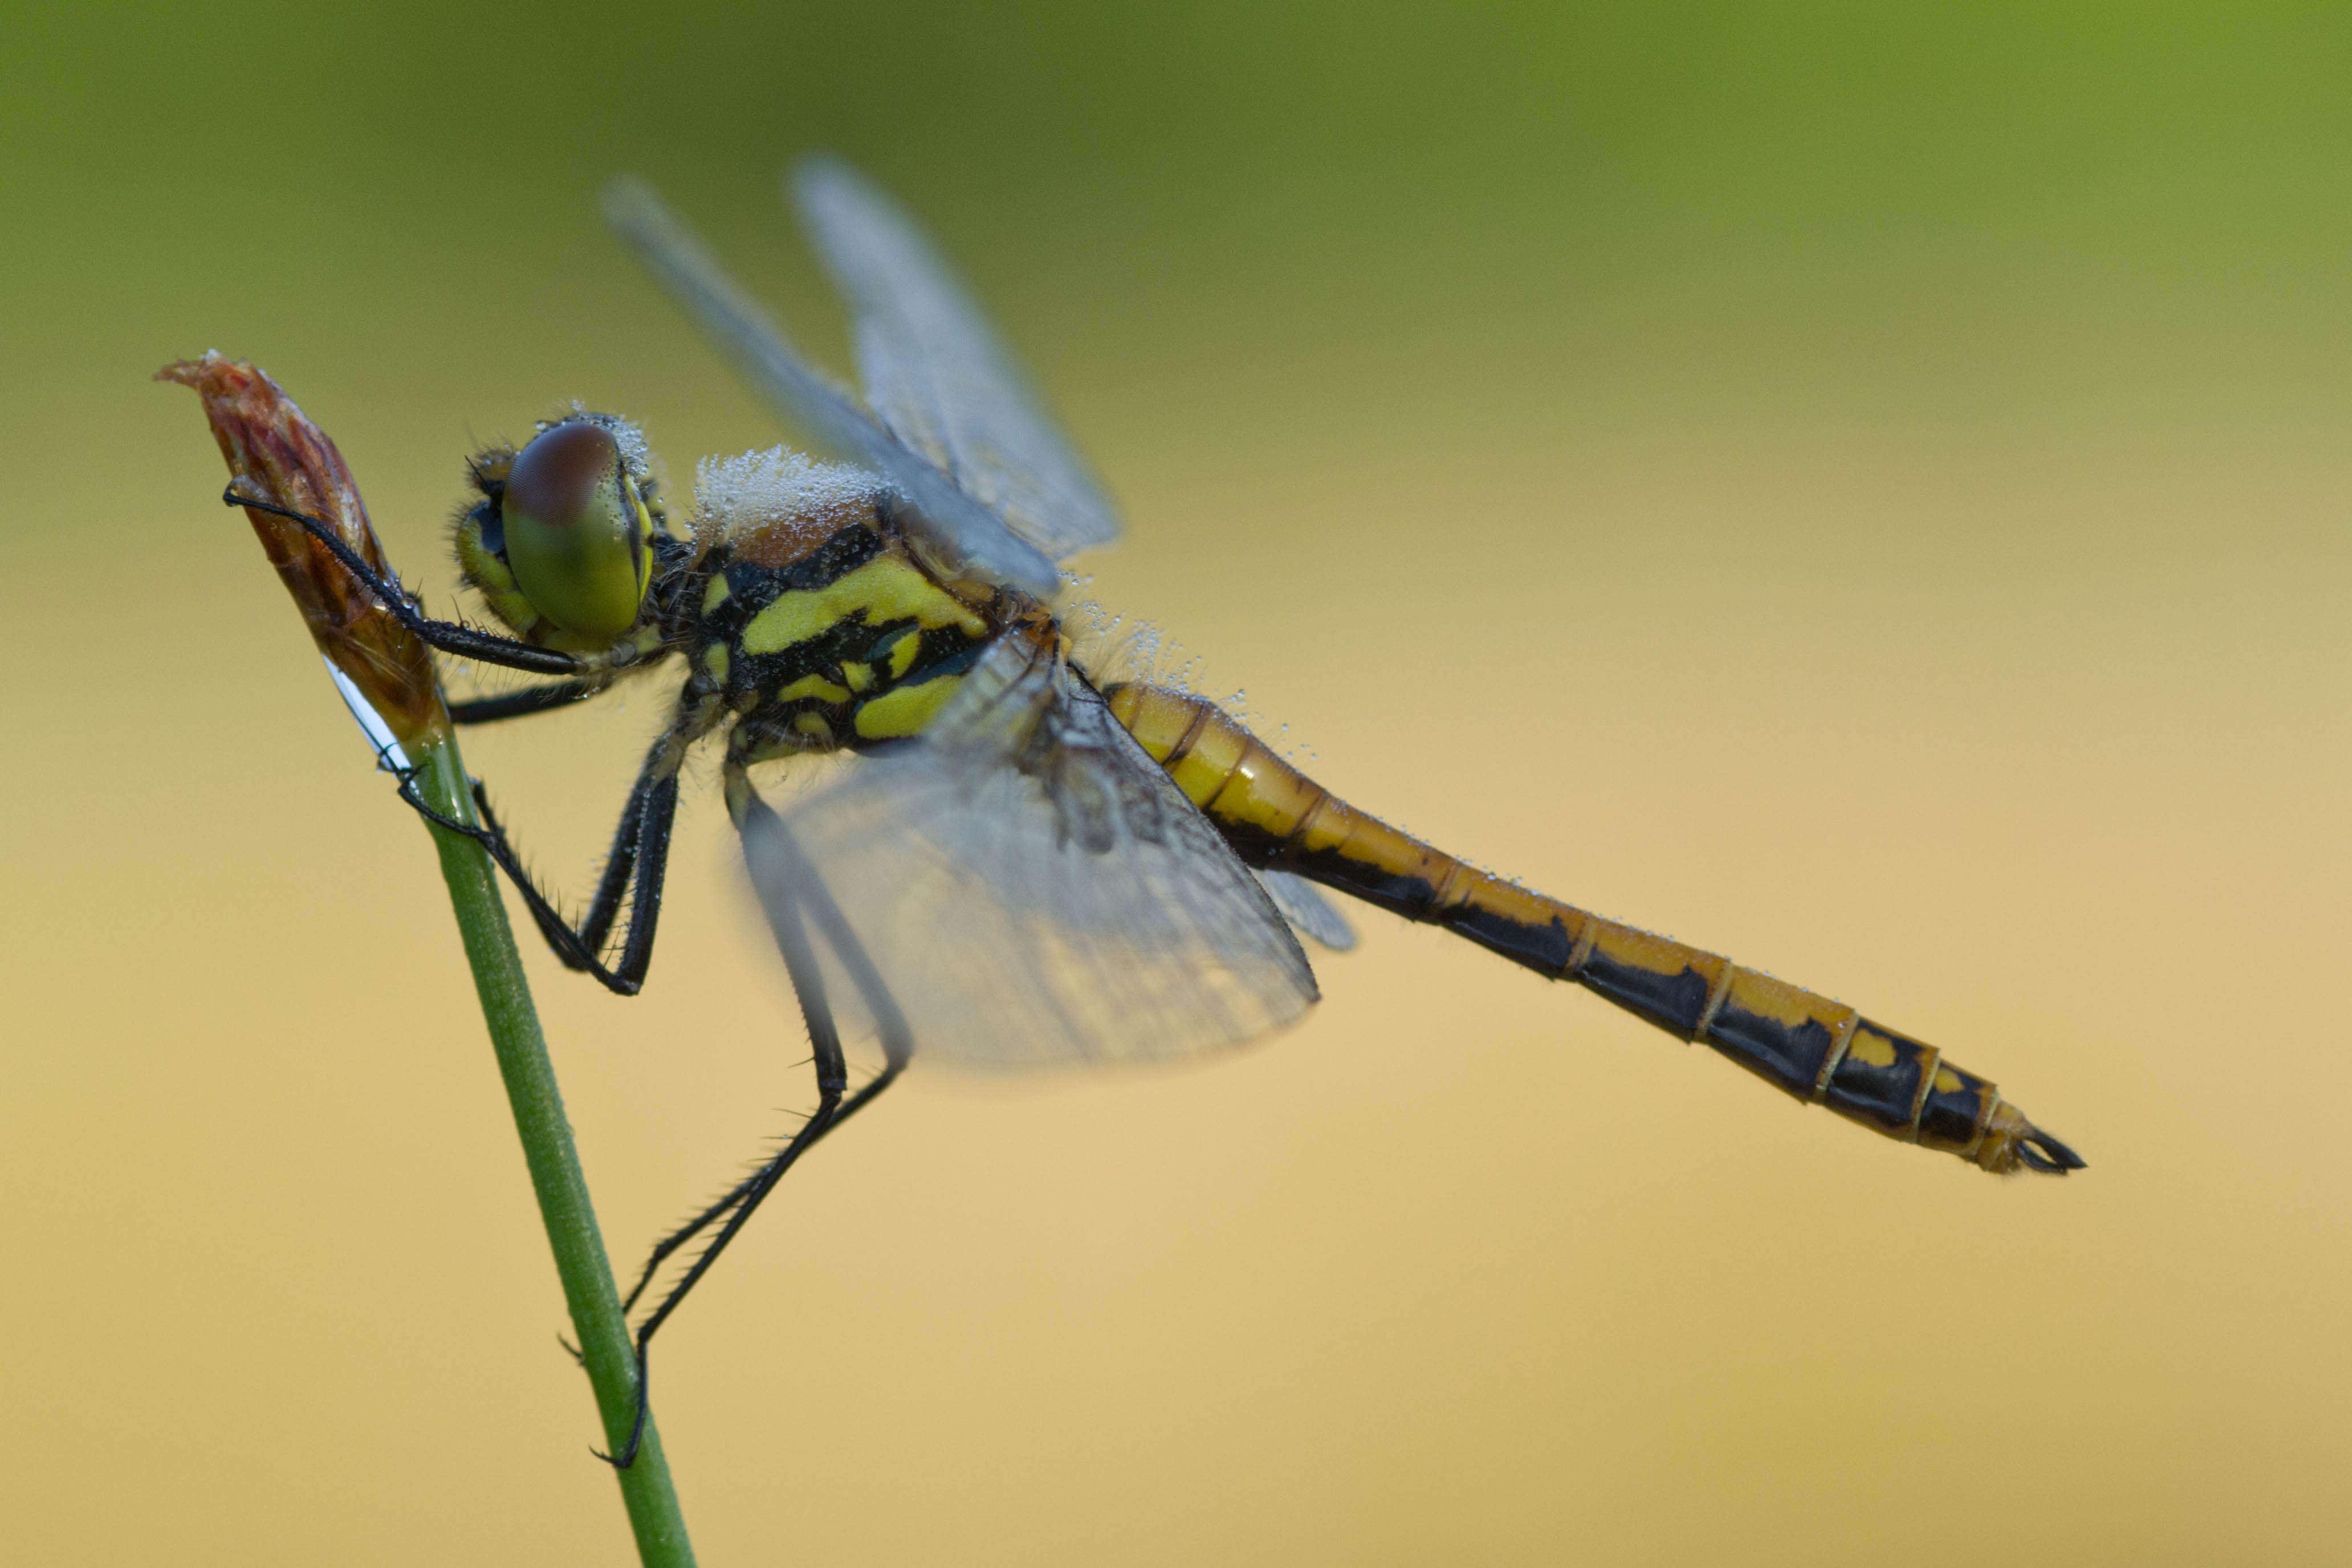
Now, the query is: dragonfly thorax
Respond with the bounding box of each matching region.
[687,503,1006,760]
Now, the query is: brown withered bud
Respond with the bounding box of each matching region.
[161,352,450,761]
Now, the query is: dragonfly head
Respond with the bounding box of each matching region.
[455,414,662,645]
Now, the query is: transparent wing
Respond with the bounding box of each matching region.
[602,176,1061,599]
[1255,869,1358,952]
[740,636,1318,1067]
[790,157,1122,564]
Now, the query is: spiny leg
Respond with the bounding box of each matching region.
[572,771,668,970]
[449,680,604,724]
[400,742,682,996]
[617,1057,905,1319]
[485,768,679,992]
[600,822,843,1468]
[228,487,701,992]
[603,783,914,1468]
[222,488,616,679]
[556,736,687,989]
[615,812,909,1308]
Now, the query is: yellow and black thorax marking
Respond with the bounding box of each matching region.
[690,515,1003,754]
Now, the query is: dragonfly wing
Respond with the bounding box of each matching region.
[742,635,1318,1067]
[791,156,1124,565]
[1255,869,1358,952]
[602,176,1061,599]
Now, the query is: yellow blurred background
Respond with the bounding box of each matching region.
[4,3,2347,1562]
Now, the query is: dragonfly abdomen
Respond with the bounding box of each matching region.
[1102,681,2081,1176]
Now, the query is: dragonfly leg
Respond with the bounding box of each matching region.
[397,737,683,996]
[226,491,695,988]
[599,783,915,1468]
[449,679,604,724]
[222,487,613,678]
[617,1054,905,1319]
[600,828,843,1469]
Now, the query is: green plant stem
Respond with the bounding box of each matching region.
[408,735,696,1567]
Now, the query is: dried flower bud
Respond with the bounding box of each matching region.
[161,352,450,763]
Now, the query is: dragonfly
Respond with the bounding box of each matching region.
[232,156,2082,1466]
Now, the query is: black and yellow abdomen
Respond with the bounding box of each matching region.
[1103,681,2082,1176]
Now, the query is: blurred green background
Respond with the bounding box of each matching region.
[5,3,2349,1562]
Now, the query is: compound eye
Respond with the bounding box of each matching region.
[501,420,654,638]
